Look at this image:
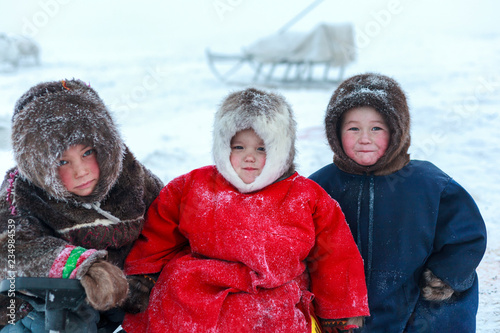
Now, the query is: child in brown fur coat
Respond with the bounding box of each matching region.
[0,79,163,332]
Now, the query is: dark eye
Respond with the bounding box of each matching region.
[83,148,95,157]
[372,127,384,131]
[257,147,266,152]
[232,145,244,150]
[347,127,359,131]
[58,160,68,166]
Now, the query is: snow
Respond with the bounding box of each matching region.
[1,0,499,330]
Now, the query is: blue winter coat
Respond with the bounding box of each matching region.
[309,160,487,332]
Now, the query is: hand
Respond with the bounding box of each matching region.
[420,268,454,301]
[321,316,364,333]
[121,274,157,314]
[80,260,128,311]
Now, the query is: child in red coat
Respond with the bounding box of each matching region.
[122,88,369,332]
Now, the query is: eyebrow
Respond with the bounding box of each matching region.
[342,120,359,127]
[343,120,386,126]
[231,139,265,145]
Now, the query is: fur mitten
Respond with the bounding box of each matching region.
[420,268,455,301]
[121,274,157,314]
[80,260,128,311]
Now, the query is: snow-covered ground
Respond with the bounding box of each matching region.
[1,0,499,331]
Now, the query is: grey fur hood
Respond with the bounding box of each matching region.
[325,73,411,175]
[11,79,125,203]
[213,88,296,193]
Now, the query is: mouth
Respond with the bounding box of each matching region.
[76,179,95,189]
[243,167,258,171]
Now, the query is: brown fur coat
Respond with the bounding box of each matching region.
[0,79,163,325]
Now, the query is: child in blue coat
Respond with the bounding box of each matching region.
[309,73,487,332]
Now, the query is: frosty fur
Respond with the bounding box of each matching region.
[421,268,455,301]
[213,88,296,193]
[12,79,125,203]
[325,73,411,175]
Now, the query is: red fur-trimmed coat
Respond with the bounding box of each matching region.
[123,166,369,333]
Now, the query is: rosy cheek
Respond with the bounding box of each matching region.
[92,163,100,177]
[379,136,390,155]
[260,156,266,168]
[341,135,354,152]
[229,155,237,169]
[89,157,100,178]
[58,168,72,189]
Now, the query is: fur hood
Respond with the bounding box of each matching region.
[213,88,296,193]
[325,73,411,175]
[11,79,125,203]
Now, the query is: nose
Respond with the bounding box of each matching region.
[359,131,372,144]
[244,152,256,162]
[73,162,89,178]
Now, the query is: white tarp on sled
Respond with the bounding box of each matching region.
[206,22,356,86]
[243,23,355,65]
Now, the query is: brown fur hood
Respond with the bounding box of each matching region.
[325,73,411,175]
[213,88,296,193]
[11,79,125,203]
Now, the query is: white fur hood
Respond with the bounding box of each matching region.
[212,88,296,193]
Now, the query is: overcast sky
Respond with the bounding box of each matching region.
[1,0,498,61]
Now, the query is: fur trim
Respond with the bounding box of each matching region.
[325,73,411,175]
[11,79,125,203]
[213,88,296,193]
[346,316,365,328]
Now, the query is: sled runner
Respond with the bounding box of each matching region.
[206,22,356,88]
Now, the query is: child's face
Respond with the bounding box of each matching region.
[58,144,100,196]
[341,106,390,166]
[230,129,266,184]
